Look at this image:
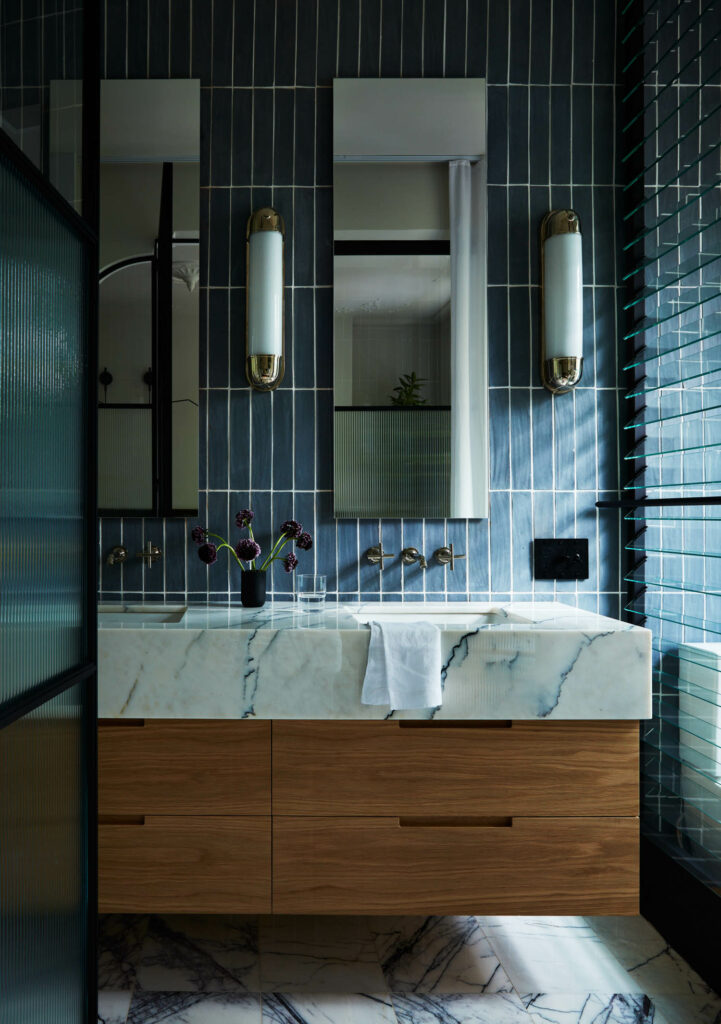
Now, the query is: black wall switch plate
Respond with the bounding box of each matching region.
[533,538,589,580]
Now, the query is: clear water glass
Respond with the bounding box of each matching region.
[296,574,326,609]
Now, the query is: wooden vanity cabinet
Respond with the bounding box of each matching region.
[98,718,640,915]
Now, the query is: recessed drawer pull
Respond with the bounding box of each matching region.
[98,718,145,728]
[398,816,513,828]
[99,815,145,826]
[397,721,513,730]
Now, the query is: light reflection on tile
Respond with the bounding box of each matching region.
[522,992,657,1023]
[137,915,259,993]
[261,992,397,1023]
[391,991,534,1023]
[371,916,514,994]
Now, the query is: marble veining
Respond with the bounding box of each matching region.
[98,602,651,720]
[99,914,721,1024]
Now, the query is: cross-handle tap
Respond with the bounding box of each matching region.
[400,547,428,569]
[433,543,466,571]
[106,545,128,566]
[136,540,162,568]
[365,544,396,569]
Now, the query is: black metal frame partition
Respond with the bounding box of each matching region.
[0,1,99,1018]
[599,0,721,992]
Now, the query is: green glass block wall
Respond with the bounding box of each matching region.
[621,0,721,893]
[0,684,87,1023]
[0,150,89,705]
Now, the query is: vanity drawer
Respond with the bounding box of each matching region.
[98,719,270,815]
[272,720,639,817]
[99,815,271,913]
[273,816,639,915]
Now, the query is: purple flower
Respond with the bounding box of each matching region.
[235,508,254,529]
[198,542,217,565]
[281,519,303,539]
[296,531,313,551]
[235,538,261,563]
[284,552,299,573]
[191,525,207,545]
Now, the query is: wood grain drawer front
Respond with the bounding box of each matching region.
[273,816,639,916]
[98,720,271,815]
[98,816,271,913]
[272,721,639,817]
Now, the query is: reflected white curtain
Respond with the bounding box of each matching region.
[449,158,488,518]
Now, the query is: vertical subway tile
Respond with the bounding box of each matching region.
[294,390,316,491]
[273,88,295,185]
[512,491,534,591]
[529,88,550,185]
[316,0,339,85]
[423,0,445,76]
[229,188,251,285]
[486,0,509,84]
[170,0,191,77]
[253,0,276,86]
[490,491,512,592]
[274,0,297,86]
[127,0,148,77]
[212,0,234,85]
[530,0,551,83]
[444,0,467,77]
[208,289,229,388]
[294,188,315,285]
[316,188,333,285]
[271,389,293,490]
[296,0,318,85]
[554,393,576,492]
[315,86,333,187]
[510,391,532,489]
[148,0,169,77]
[233,0,255,85]
[293,288,315,388]
[550,87,572,183]
[507,87,529,185]
[571,86,593,185]
[294,89,316,186]
[337,520,360,593]
[401,0,423,77]
[252,88,274,186]
[508,0,530,83]
[466,0,487,77]
[359,0,381,77]
[207,390,229,490]
[550,3,572,84]
[490,390,511,491]
[104,0,127,77]
[316,391,334,492]
[337,0,360,77]
[208,188,230,286]
[250,392,272,491]
[488,287,509,387]
[210,87,232,186]
[380,0,402,76]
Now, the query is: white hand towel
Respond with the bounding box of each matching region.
[361,621,443,710]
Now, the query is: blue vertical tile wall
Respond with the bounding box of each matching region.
[98,0,623,612]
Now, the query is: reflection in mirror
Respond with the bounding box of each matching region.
[333,79,488,519]
[98,80,200,516]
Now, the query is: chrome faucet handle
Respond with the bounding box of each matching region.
[433,543,466,571]
[365,544,396,569]
[400,547,428,569]
[106,545,128,566]
[136,540,162,568]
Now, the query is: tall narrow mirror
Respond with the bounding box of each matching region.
[333,79,488,519]
[98,80,200,516]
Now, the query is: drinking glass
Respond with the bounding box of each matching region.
[296,574,326,609]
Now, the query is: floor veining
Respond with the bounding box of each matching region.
[98,913,721,1024]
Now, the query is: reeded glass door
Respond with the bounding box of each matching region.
[0,134,95,1021]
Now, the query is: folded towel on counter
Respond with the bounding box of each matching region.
[361,621,443,710]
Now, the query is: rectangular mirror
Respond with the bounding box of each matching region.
[98,80,200,516]
[333,79,488,519]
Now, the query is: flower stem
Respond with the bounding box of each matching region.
[260,532,290,571]
[207,533,244,570]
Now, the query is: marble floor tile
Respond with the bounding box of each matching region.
[391,992,534,1023]
[371,916,514,994]
[98,988,133,1024]
[126,990,261,1023]
[521,992,657,1023]
[136,915,260,993]
[258,916,387,994]
[651,992,721,1024]
[585,916,716,997]
[479,917,638,994]
[261,992,397,1023]
[98,915,149,990]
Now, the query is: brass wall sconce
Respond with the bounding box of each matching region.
[246,207,285,390]
[540,209,583,394]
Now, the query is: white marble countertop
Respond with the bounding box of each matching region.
[98,601,652,721]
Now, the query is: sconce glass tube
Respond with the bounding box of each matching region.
[246,207,285,390]
[540,209,583,394]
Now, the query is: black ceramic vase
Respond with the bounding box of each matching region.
[241,569,267,608]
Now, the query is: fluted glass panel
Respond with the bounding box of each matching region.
[334,409,451,518]
[98,408,153,511]
[0,151,88,704]
[0,683,87,1024]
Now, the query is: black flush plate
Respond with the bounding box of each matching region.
[533,538,589,580]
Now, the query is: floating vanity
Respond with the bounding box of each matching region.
[97,601,651,917]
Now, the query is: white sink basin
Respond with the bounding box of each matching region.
[98,604,188,625]
[349,605,529,627]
